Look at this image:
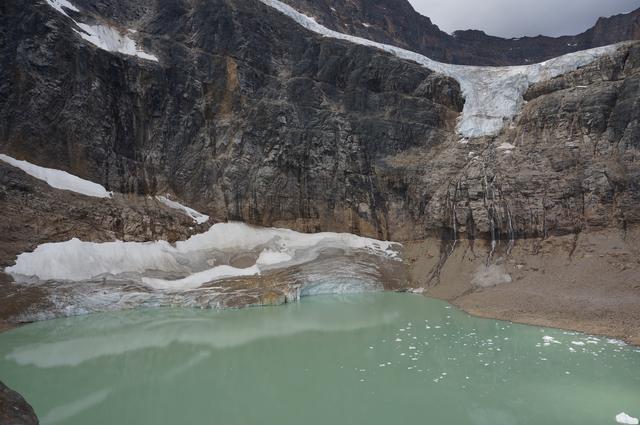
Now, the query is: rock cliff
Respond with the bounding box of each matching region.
[2,0,638,243]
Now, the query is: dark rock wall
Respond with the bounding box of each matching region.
[1,0,639,242]
[0,381,38,425]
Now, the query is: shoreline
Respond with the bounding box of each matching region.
[1,285,638,348]
[1,222,638,347]
[405,226,640,347]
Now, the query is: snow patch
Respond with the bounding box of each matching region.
[45,0,157,62]
[258,0,620,138]
[616,413,639,425]
[0,154,112,198]
[75,23,158,62]
[156,196,209,224]
[45,0,79,16]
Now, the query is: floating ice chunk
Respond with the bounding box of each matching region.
[75,23,158,61]
[571,341,585,346]
[0,154,112,198]
[616,413,639,425]
[542,336,560,344]
[258,0,620,138]
[156,196,209,224]
[142,265,260,290]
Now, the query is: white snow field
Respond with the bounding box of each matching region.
[156,196,210,224]
[44,0,158,62]
[5,222,400,290]
[258,0,621,138]
[0,154,112,198]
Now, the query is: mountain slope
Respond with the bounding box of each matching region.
[280,0,640,65]
[1,0,640,344]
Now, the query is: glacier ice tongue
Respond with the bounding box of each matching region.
[5,222,401,290]
[258,0,620,138]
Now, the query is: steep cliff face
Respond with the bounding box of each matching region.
[1,0,463,240]
[3,0,639,244]
[281,0,640,66]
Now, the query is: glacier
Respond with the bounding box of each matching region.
[0,153,112,198]
[258,0,621,138]
[5,222,400,289]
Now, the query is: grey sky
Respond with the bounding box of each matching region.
[407,0,639,38]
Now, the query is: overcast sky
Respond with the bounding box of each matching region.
[407,0,639,38]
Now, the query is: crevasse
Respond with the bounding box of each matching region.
[258,0,622,138]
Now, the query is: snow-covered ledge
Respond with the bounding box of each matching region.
[44,0,158,62]
[156,196,210,225]
[0,153,112,198]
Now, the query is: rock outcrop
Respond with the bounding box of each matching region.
[0,382,39,425]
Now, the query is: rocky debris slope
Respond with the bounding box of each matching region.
[0,381,38,425]
[405,226,640,345]
[281,0,640,66]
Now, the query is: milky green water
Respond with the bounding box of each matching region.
[0,293,638,425]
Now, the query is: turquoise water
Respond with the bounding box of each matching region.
[0,293,638,425]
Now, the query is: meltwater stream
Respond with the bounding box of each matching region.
[0,293,638,425]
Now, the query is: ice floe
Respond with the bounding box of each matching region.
[0,154,112,198]
[616,413,639,425]
[258,0,620,138]
[156,196,209,224]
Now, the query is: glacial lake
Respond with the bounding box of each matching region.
[0,293,638,425]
